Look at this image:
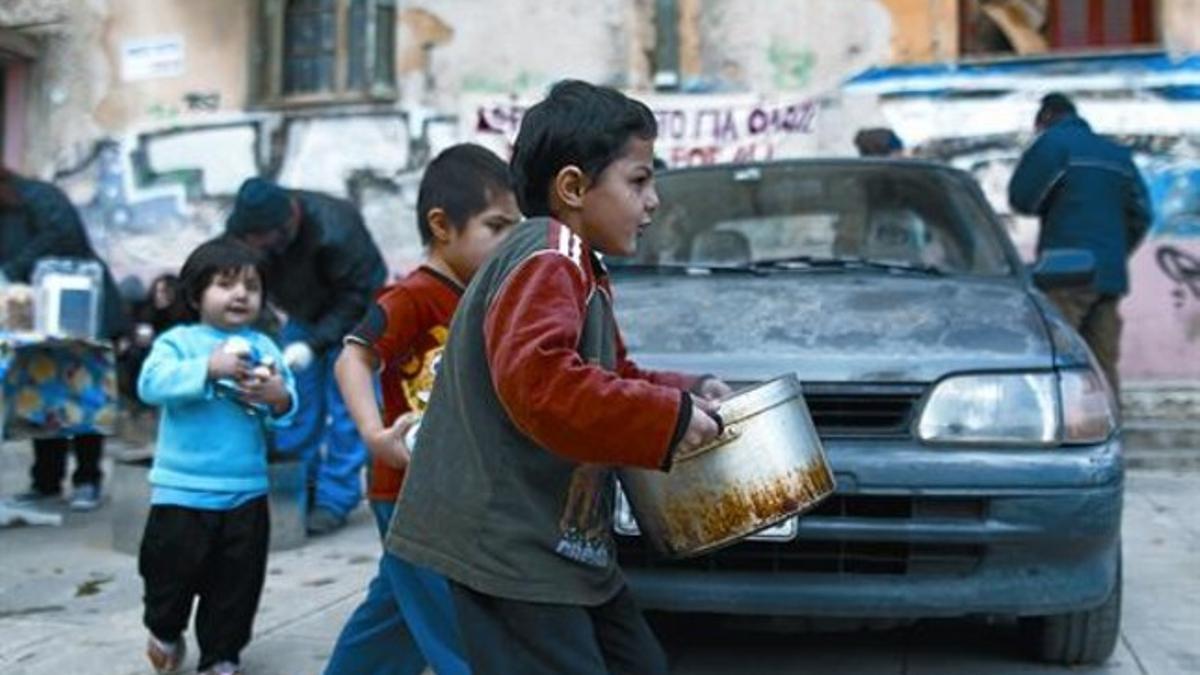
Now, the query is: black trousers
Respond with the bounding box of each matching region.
[449,581,669,675]
[138,497,270,670]
[30,434,104,494]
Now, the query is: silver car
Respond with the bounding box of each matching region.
[610,159,1122,666]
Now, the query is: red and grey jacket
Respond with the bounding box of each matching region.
[387,218,699,606]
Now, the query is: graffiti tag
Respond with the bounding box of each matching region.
[183,91,221,112]
[1156,245,1200,308]
[767,42,816,90]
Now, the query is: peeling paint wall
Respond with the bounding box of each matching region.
[688,0,891,94]
[1163,0,1200,54]
[3,0,900,281]
[401,0,633,103]
[94,0,251,127]
[7,0,1199,384]
[878,0,959,63]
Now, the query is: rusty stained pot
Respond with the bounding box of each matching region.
[618,373,835,558]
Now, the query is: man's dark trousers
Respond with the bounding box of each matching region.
[1048,289,1122,394]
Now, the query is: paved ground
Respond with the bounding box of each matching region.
[1,443,1197,674]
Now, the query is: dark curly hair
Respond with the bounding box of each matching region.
[511,80,657,218]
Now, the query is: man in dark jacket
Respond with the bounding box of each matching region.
[227,177,387,534]
[1008,93,1152,394]
[1,167,128,511]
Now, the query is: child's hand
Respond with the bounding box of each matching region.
[208,348,249,381]
[694,376,733,401]
[239,370,291,415]
[366,412,419,470]
[673,394,722,458]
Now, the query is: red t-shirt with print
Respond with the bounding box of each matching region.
[345,265,462,501]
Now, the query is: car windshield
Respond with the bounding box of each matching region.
[616,163,1014,277]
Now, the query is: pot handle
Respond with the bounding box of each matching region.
[708,410,725,436]
[675,418,740,463]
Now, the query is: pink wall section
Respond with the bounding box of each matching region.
[1120,238,1200,380]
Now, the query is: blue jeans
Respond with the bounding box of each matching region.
[324,501,470,675]
[273,322,367,519]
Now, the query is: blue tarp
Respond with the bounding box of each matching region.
[844,51,1200,100]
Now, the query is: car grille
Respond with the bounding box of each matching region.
[731,382,926,439]
[617,538,984,576]
[616,496,987,577]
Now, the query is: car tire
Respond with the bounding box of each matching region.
[1020,555,1122,665]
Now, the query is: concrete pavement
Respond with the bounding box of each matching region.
[1,442,1198,674]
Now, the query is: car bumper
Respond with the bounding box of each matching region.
[619,436,1123,618]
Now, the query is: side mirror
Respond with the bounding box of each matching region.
[1031,249,1096,290]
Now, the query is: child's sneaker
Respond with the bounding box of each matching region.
[305,505,346,535]
[69,483,102,511]
[146,634,185,673]
[200,661,242,675]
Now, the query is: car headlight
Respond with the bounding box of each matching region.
[916,370,1115,446]
[917,373,1059,446]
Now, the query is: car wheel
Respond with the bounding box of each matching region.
[1020,556,1122,665]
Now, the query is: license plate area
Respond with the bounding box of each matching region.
[613,486,798,542]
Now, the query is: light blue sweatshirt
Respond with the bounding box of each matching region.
[138,323,297,508]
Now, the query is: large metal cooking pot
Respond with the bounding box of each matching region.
[618,374,835,558]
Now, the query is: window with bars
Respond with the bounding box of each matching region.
[1047,0,1156,49]
[960,0,1158,56]
[257,0,398,106]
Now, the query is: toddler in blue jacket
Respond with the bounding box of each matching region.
[136,237,297,675]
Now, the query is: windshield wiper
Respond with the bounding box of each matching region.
[609,262,767,276]
[751,255,947,276]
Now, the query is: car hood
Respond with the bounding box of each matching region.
[611,272,1053,383]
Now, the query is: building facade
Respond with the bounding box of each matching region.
[1,0,1197,382]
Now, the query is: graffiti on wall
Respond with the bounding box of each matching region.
[767,41,817,90]
[51,88,812,294]
[1144,159,1200,239]
[850,52,1200,380]
[912,134,1200,379]
[52,110,435,286]
[1157,245,1200,308]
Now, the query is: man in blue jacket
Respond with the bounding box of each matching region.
[1008,93,1152,394]
[227,178,387,535]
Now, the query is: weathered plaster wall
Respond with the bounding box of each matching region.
[7,1,108,174]
[690,0,891,94]
[9,0,1198,383]
[8,0,896,282]
[879,0,959,63]
[1163,0,1200,54]
[397,0,634,105]
[93,0,251,127]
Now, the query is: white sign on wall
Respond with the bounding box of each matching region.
[120,35,185,82]
[463,93,820,169]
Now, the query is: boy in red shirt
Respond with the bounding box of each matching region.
[386,81,730,674]
[326,144,520,675]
